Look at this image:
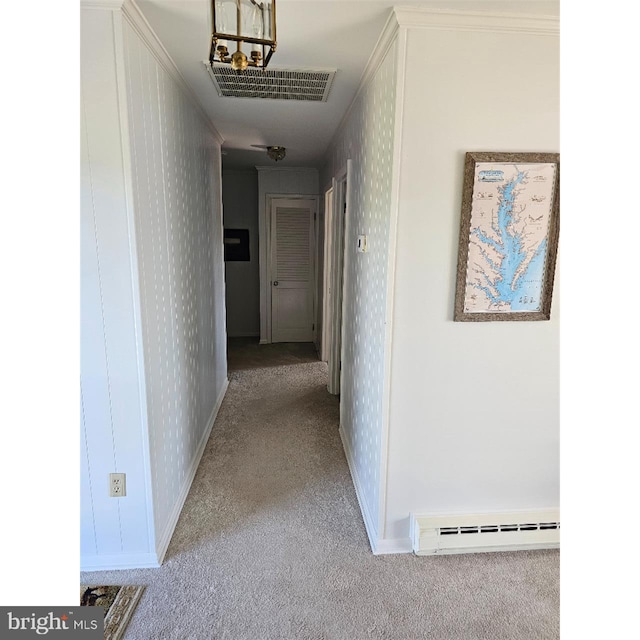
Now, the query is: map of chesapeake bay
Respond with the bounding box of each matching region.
[464,162,556,313]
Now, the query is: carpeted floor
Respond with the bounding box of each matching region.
[81,341,559,639]
[226,336,320,371]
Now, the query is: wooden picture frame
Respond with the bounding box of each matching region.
[454,152,560,322]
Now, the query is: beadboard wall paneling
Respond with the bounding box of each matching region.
[122,17,227,553]
[321,38,398,544]
[80,7,153,561]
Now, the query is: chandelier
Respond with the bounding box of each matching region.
[210,0,277,72]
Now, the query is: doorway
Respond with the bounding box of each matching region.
[325,161,351,396]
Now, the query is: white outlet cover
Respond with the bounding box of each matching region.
[109,473,126,497]
[357,235,368,253]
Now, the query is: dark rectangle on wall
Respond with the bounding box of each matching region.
[224,228,250,261]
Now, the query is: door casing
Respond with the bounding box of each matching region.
[327,161,352,398]
[320,187,334,362]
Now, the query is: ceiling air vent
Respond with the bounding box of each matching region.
[204,63,336,101]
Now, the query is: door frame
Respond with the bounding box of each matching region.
[327,161,352,397]
[264,194,319,344]
[320,186,334,362]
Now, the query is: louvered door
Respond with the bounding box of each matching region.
[270,198,315,342]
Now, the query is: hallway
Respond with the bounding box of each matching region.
[226,338,319,371]
[81,341,559,639]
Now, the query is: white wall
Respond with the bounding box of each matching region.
[80,1,227,569]
[321,24,399,549]
[383,11,560,542]
[80,5,155,567]
[122,9,228,561]
[222,170,260,337]
[257,167,319,343]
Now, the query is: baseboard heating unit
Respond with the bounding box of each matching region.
[410,510,560,556]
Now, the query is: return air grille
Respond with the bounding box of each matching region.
[204,63,336,101]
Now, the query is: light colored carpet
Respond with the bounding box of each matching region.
[81,348,559,639]
[226,336,319,370]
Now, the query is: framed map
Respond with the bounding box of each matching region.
[454,152,560,322]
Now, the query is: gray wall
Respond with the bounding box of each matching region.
[222,170,260,337]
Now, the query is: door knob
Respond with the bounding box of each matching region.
[273,281,279,286]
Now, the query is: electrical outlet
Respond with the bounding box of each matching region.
[109,473,126,498]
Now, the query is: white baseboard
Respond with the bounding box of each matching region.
[81,552,160,572]
[339,425,378,552]
[374,537,413,555]
[155,378,229,564]
[81,379,229,572]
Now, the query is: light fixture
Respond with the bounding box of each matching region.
[266,146,286,162]
[210,0,277,72]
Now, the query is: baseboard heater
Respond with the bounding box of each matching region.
[410,510,560,556]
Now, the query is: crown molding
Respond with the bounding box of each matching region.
[121,0,224,145]
[392,8,559,36]
[355,8,400,103]
[82,0,223,144]
[83,0,224,145]
[80,0,125,8]
[324,8,400,160]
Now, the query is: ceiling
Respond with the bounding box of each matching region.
[135,0,559,171]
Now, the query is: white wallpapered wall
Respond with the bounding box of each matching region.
[123,20,227,548]
[80,9,153,561]
[321,40,398,537]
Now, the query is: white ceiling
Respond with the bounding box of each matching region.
[135,0,559,170]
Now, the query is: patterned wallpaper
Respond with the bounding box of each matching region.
[321,40,398,536]
[123,21,227,546]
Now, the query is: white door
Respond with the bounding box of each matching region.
[270,198,316,342]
